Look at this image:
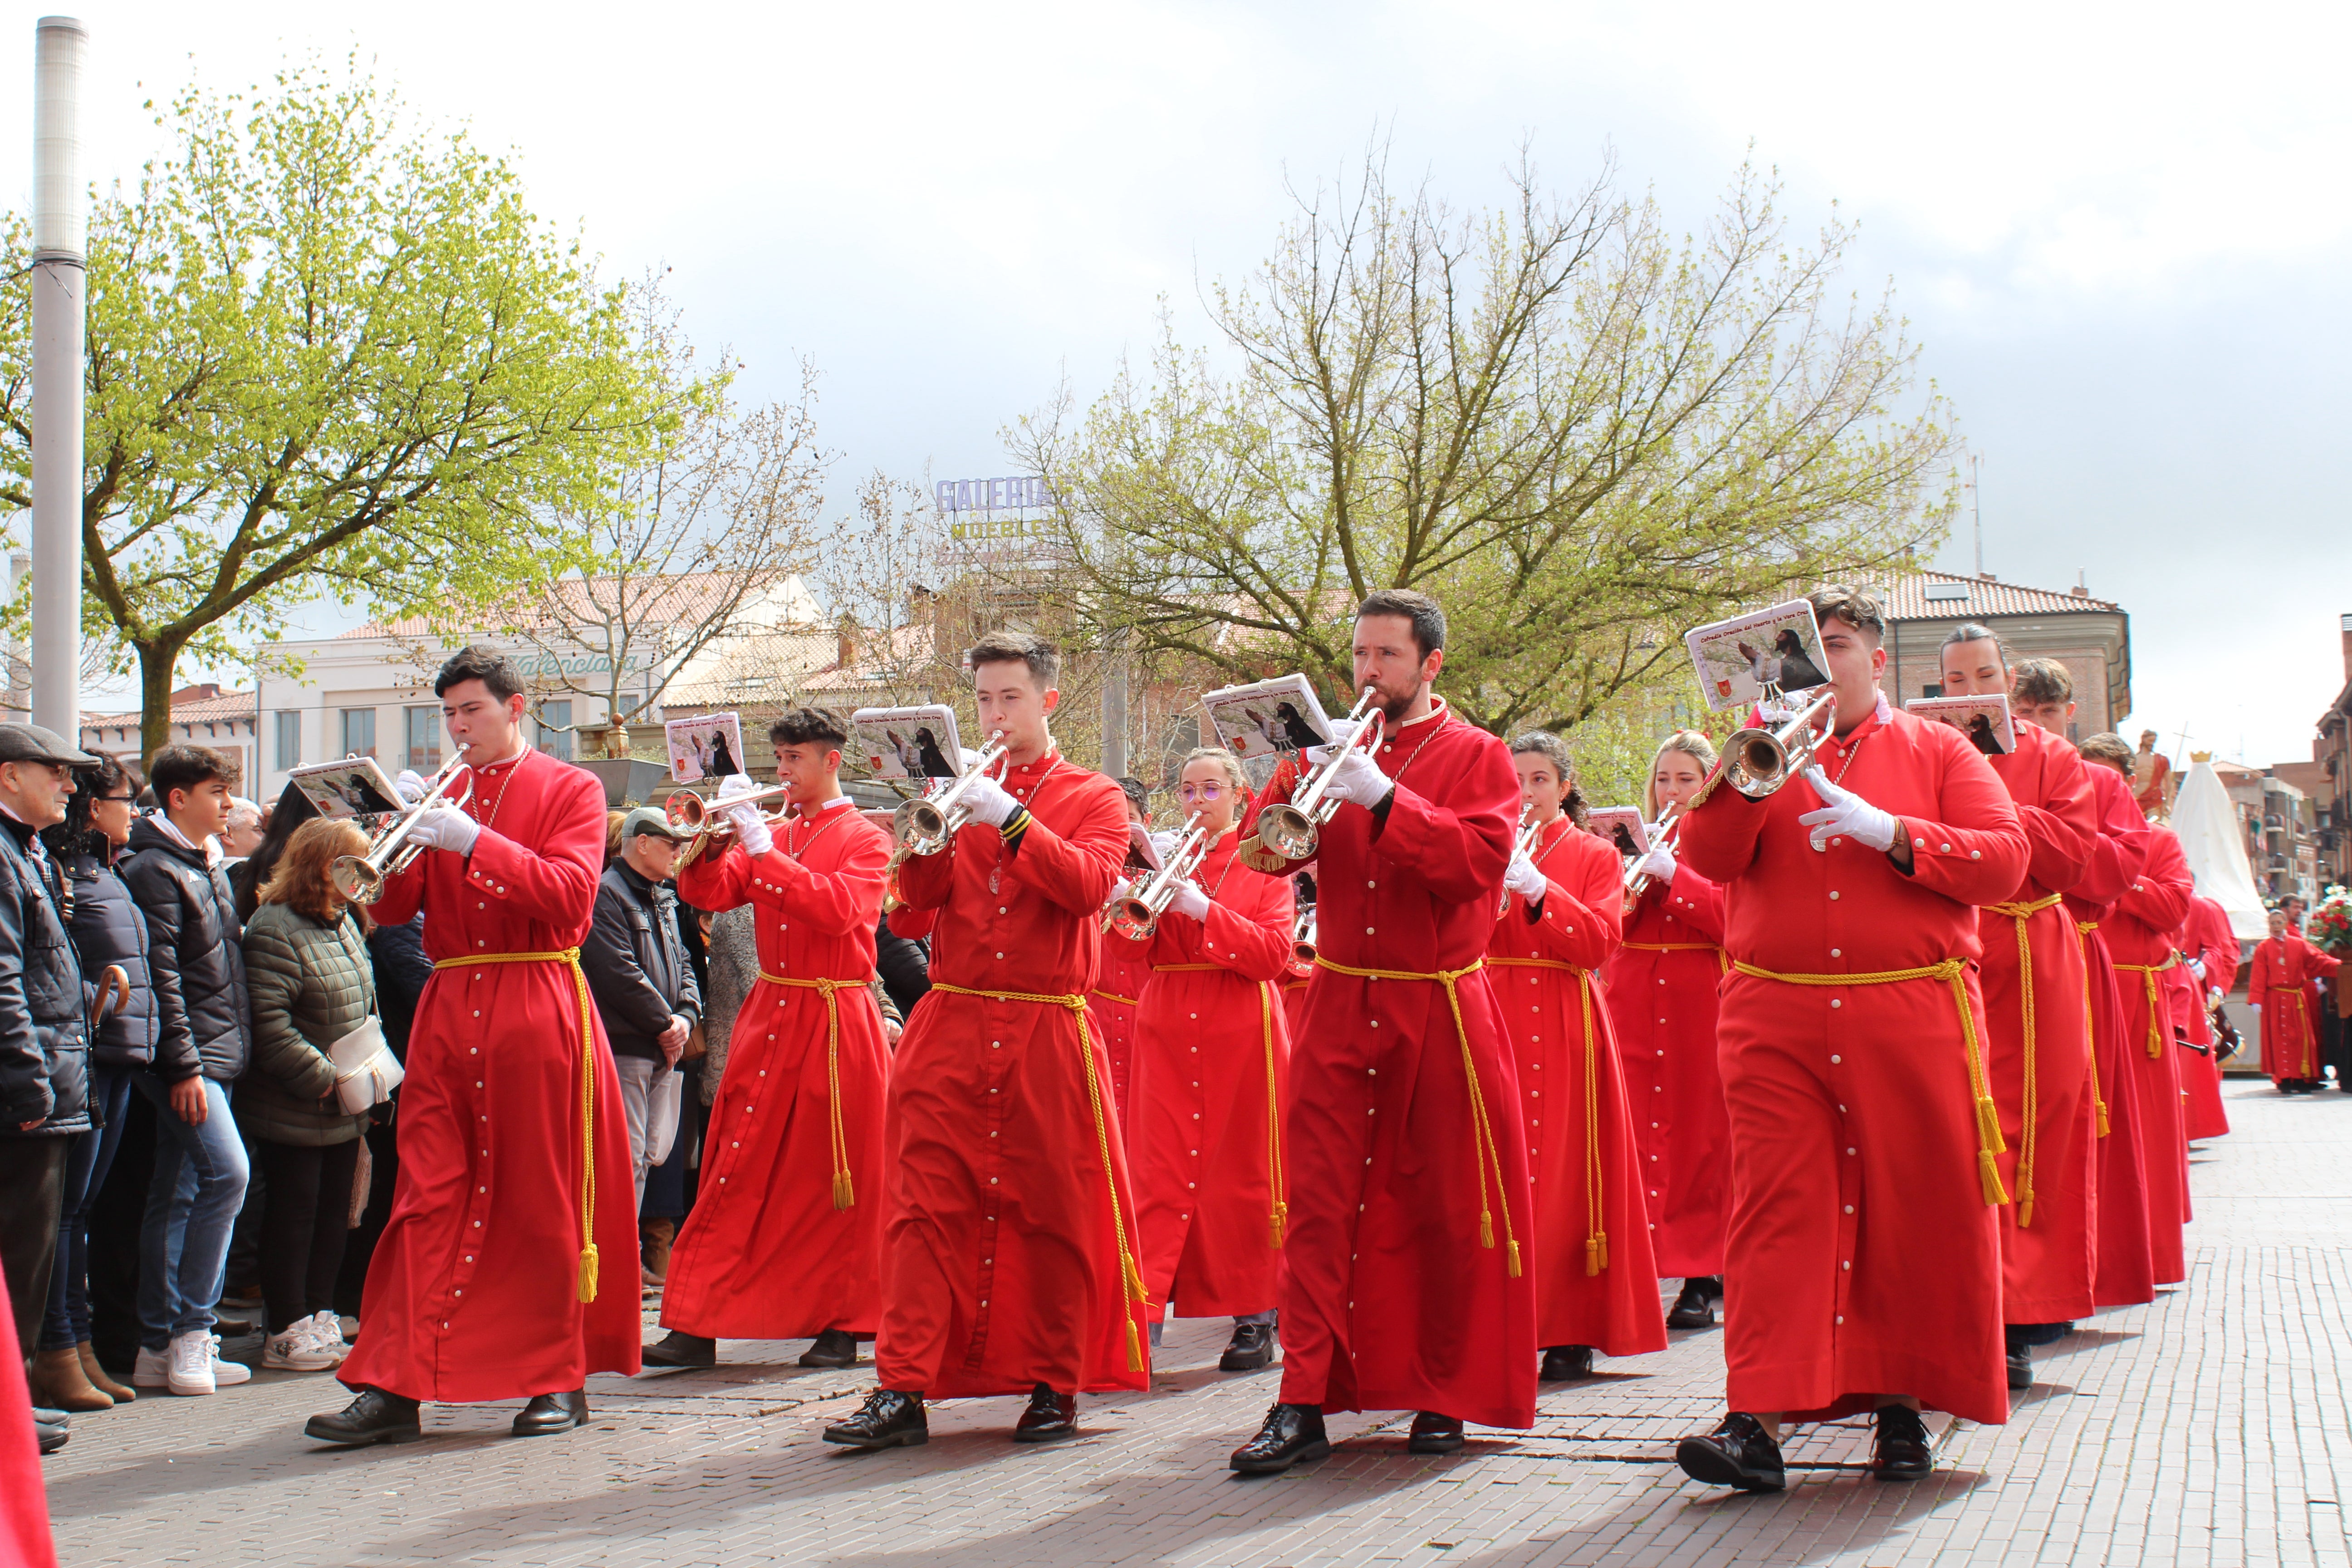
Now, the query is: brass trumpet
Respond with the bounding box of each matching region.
[1621,801,1686,913]
[1714,688,1838,800]
[1102,813,1210,941]
[892,735,1011,856]
[666,783,794,871]
[1245,689,1387,865]
[1499,802,1542,915]
[330,747,475,905]
[1292,908,1317,966]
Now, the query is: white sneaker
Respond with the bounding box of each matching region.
[207,1334,252,1387]
[133,1344,171,1388]
[302,1312,349,1363]
[263,1325,339,1372]
[166,1331,216,1396]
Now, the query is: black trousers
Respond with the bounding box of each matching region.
[0,1137,69,1353]
[253,1139,360,1335]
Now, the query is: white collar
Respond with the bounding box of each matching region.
[153,812,221,866]
[1395,694,1449,731]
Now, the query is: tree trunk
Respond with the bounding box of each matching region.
[136,637,186,779]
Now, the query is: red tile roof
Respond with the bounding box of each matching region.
[1875,570,2121,619]
[80,685,255,730]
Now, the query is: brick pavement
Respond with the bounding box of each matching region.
[34,1078,2352,1566]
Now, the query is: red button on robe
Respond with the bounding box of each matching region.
[1606,861,1731,1280]
[1257,701,1537,1431]
[343,749,642,1401]
[2110,827,2194,1284]
[1490,817,1666,1359]
[1088,939,1155,1137]
[2172,895,2236,1139]
[2066,762,2156,1308]
[663,799,891,1340]
[1110,828,1294,1319]
[1976,720,2099,1326]
[880,751,1148,1397]
[1678,704,2026,1428]
[2249,932,2341,1086]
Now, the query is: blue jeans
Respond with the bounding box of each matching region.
[130,1075,250,1349]
[40,1065,133,1351]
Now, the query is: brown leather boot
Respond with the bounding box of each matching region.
[641,1217,676,1282]
[79,1343,135,1403]
[29,1346,113,1411]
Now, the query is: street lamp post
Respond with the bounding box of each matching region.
[29,15,87,740]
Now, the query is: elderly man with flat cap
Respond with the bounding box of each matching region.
[584,807,703,1216]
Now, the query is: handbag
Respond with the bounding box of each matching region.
[328,1015,404,1114]
[647,1063,683,1166]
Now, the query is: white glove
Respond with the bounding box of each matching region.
[2252,1003,2262,1015]
[1322,717,1364,750]
[1168,880,1211,922]
[1797,768,1900,853]
[405,805,480,856]
[959,772,1019,828]
[1504,853,1548,901]
[727,802,773,858]
[1635,843,1677,884]
[1309,743,1392,809]
[2188,956,2206,981]
[715,773,759,801]
[1108,876,1134,905]
[1148,830,1178,859]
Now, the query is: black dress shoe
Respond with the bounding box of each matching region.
[640,1330,716,1369]
[34,1413,67,1455]
[1675,1411,1786,1492]
[2006,1345,2034,1390]
[1538,1344,1595,1381]
[799,1329,859,1369]
[1872,1404,1933,1481]
[1219,1321,1278,1372]
[1230,1402,1329,1474]
[1668,1281,1718,1329]
[1407,1411,1465,1454]
[304,1387,423,1447]
[511,1390,588,1437]
[823,1388,928,1448]
[1013,1382,1078,1443]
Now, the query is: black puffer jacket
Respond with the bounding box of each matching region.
[120,816,252,1084]
[55,844,158,1069]
[0,818,89,1137]
[582,862,701,1062]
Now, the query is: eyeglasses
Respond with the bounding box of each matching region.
[97,794,137,804]
[1176,782,1226,802]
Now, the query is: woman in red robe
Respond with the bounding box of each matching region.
[1491,732,1666,1382]
[2249,907,2342,1091]
[2172,893,2236,1137]
[1110,748,1294,1372]
[1606,730,1731,1329]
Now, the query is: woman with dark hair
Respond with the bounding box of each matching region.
[231,780,321,925]
[27,757,156,1412]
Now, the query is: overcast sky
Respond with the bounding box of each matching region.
[10,1,2347,763]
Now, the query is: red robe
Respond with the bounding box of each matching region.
[880,749,1148,1397]
[664,799,891,1338]
[1606,861,1730,1279]
[2065,762,2156,1308]
[1088,939,1155,1137]
[1258,699,1536,1429]
[1976,720,2099,1326]
[2110,828,2193,1284]
[1679,703,2025,1427]
[343,748,641,1401]
[2173,896,2236,1138]
[2250,933,2341,1085]
[1490,817,1667,1358]
[0,1274,56,1568]
[1112,829,1294,1318]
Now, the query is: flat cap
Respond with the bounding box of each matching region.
[622,805,685,843]
[0,723,98,768]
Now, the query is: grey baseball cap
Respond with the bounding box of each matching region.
[0,723,98,768]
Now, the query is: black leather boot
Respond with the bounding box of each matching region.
[1230,1402,1329,1474]
[304,1387,423,1447]
[823,1388,927,1448]
[1013,1382,1078,1443]
[1675,1411,1785,1492]
[640,1330,716,1369]
[1667,1280,1718,1329]
[799,1329,860,1369]
[1538,1344,1594,1381]
[1220,1321,1278,1372]
[1872,1404,1932,1480]
[511,1390,588,1437]
[1407,1410,1465,1454]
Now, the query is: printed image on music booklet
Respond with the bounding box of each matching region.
[287,757,407,821]
[848,705,965,781]
[1585,806,1651,859]
[1904,693,2017,756]
[665,711,747,784]
[1683,600,1833,711]
[1199,675,1334,762]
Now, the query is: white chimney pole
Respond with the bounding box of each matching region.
[29,15,86,740]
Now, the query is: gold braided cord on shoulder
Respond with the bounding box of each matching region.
[1729,957,2009,1207]
[2072,920,2111,1136]
[1313,956,1522,1277]
[1984,892,2066,1229]
[432,948,600,1302]
[1489,956,1609,1273]
[2108,952,2179,1061]
[926,980,1149,1369]
[758,972,876,1210]
[1146,963,1289,1245]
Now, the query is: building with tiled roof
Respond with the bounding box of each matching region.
[80,685,260,791]
[1864,569,2131,740]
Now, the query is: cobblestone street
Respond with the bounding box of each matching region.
[35,1078,2352,1567]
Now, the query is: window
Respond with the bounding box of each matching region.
[340,707,376,760]
[405,706,440,772]
[1921,683,1944,700]
[274,710,301,770]
[539,701,573,761]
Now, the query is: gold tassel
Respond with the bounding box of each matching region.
[1268,1204,1288,1249]
[1123,1252,1148,1303]
[1506,1239,1522,1278]
[1978,1149,2009,1207]
[577,1244,600,1303]
[1125,1318,1144,1371]
[2018,1190,2035,1230]
[1479,1210,1495,1249]
[1975,1095,2007,1156]
[1584,1238,1600,1277]
[2095,1099,2110,1138]
[1596,1232,1609,1272]
[832,1171,855,1210]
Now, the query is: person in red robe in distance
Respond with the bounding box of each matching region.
[1672,587,2027,1494]
[642,707,891,1373]
[823,631,1145,1450]
[1089,777,1157,1136]
[2171,892,2235,1136]
[306,646,640,1446]
[2249,906,2341,1092]
[1490,731,1665,1382]
[1109,747,1293,1372]
[1606,730,1732,1329]
[1228,589,1532,1475]
[1936,629,2099,1395]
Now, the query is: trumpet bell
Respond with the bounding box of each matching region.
[1724,729,1794,796]
[666,790,712,830]
[1253,802,1318,862]
[1105,897,1161,943]
[330,854,385,906]
[894,797,950,855]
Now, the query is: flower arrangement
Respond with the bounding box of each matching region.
[2311,886,2352,956]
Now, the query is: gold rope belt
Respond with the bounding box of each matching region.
[2278,986,2316,1079]
[432,948,601,1303]
[1312,956,1521,1277]
[926,980,1148,1368]
[1153,962,1289,1247]
[1729,957,2008,1207]
[1620,940,1730,976]
[2109,952,2179,1061]
[1088,989,1141,1009]
[1489,956,1609,1274]
[758,972,875,1210]
[2072,921,2111,1137]
[1985,893,2066,1229]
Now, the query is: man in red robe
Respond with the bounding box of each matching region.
[643,707,891,1372]
[1229,589,1532,1475]
[2172,892,2236,1137]
[2250,906,2341,1091]
[1673,587,2026,1493]
[1935,629,2097,1394]
[823,631,1145,1450]
[306,646,640,1445]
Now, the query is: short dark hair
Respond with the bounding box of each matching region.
[42,753,130,858]
[1115,776,1151,817]
[2011,657,2073,706]
[968,629,1061,687]
[2078,732,2135,779]
[769,706,850,749]
[149,745,231,807]
[1807,584,1886,646]
[1356,589,1446,660]
[433,644,526,701]
[1940,621,2008,663]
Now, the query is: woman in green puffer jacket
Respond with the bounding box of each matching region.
[237,816,377,1372]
